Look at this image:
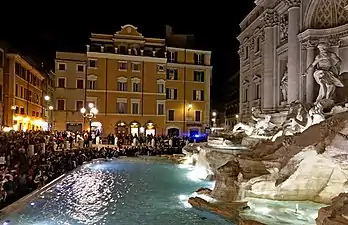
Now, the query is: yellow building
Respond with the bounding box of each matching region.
[54,52,87,131]
[55,24,212,136]
[4,53,45,131]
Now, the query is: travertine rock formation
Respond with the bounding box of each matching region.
[210,111,348,204]
[316,193,348,225]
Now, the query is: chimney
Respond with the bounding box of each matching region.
[166,25,173,37]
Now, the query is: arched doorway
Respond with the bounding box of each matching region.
[145,121,156,136]
[130,121,140,136]
[168,128,179,136]
[115,121,128,137]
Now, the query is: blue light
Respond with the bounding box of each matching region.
[194,134,200,138]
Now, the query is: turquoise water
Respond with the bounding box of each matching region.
[1,159,232,225]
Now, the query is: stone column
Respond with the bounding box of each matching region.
[305,41,316,104]
[286,0,301,103]
[262,12,278,111]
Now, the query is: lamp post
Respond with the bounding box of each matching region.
[48,106,53,130]
[80,103,98,136]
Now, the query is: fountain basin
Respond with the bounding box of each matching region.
[0,158,232,225]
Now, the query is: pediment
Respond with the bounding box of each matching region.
[87,74,97,80]
[252,74,261,81]
[242,80,250,85]
[116,24,143,36]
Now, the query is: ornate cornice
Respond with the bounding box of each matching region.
[263,11,279,27]
[284,0,301,8]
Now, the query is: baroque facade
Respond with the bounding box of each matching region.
[54,25,212,136]
[238,0,348,120]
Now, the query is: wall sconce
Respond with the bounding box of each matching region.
[188,103,192,111]
[10,105,17,110]
[212,112,217,117]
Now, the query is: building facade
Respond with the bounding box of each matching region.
[55,24,212,136]
[42,70,55,130]
[238,0,348,120]
[4,54,45,131]
[54,52,87,131]
[0,42,6,128]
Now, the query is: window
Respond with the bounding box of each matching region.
[132,82,140,92]
[76,79,84,89]
[194,53,204,65]
[132,62,140,72]
[166,88,178,100]
[255,37,260,53]
[88,80,96,89]
[15,84,19,97]
[157,83,164,93]
[58,63,66,71]
[20,86,24,98]
[118,61,127,71]
[117,82,127,91]
[75,100,84,111]
[131,102,139,114]
[243,88,248,102]
[58,78,66,88]
[168,51,177,63]
[166,69,178,80]
[77,64,85,72]
[20,107,25,115]
[36,112,39,117]
[116,102,127,114]
[255,83,261,99]
[157,64,165,73]
[244,46,249,60]
[195,111,201,122]
[168,110,175,121]
[194,71,205,82]
[157,101,165,115]
[57,99,65,110]
[193,90,204,101]
[32,111,35,117]
[88,59,97,68]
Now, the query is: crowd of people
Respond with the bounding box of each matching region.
[0,130,187,209]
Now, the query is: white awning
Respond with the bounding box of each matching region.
[91,122,102,127]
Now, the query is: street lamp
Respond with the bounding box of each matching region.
[48,106,53,130]
[80,103,98,134]
[44,95,50,101]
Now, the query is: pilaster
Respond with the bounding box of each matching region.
[286,0,301,103]
[262,11,279,111]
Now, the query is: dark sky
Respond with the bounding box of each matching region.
[0,2,255,111]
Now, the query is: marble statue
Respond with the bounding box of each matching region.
[303,43,343,104]
[280,65,288,102]
[233,110,276,137]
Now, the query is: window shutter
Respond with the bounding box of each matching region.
[193,90,196,100]
[166,88,170,99]
[200,90,204,101]
[174,89,178,99]
[201,72,205,82]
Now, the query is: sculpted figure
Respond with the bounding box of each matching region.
[272,101,310,141]
[233,108,276,137]
[303,43,343,104]
[280,65,288,102]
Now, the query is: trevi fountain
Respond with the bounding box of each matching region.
[182,41,348,224]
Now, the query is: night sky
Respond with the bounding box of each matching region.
[0,2,254,111]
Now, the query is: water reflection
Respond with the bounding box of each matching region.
[2,159,231,225]
[240,197,324,225]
